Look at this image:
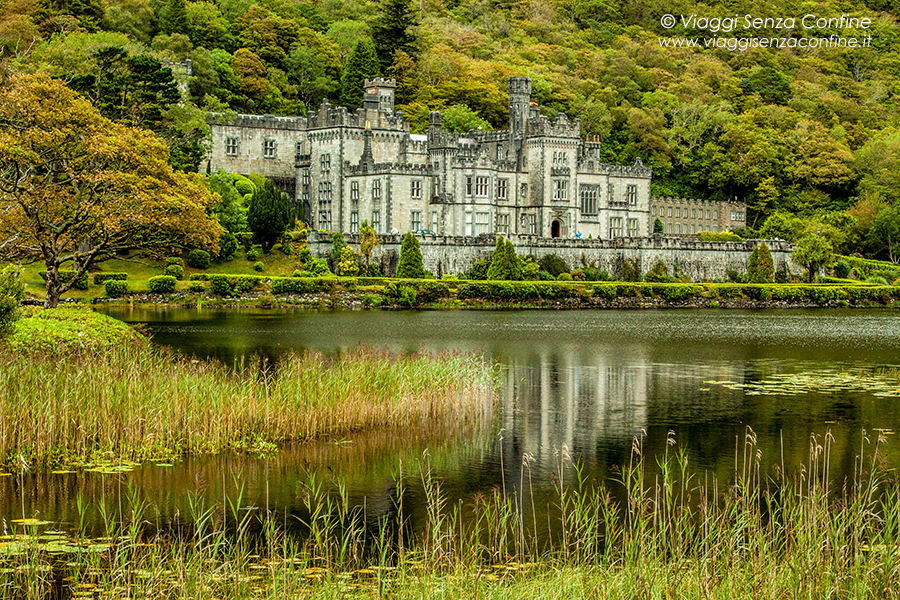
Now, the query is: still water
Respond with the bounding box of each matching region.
[5,308,900,536]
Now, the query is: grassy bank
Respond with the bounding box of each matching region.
[2,433,897,598]
[0,318,496,468]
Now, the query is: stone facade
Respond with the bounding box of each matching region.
[308,232,798,281]
[650,197,747,235]
[207,76,652,240]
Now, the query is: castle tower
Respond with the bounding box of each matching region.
[507,76,531,162]
[364,77,396,114]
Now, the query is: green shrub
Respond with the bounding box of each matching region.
[281,243,292,255]
[38,270,89,290]
[644,260,673,283]
[93,272,128,285]
[209,275,265,296]
[165,264,184,280]
[104,279,129,297]
[253,261,265,272]
[742,285,773,301]
[189,273,209,281]
[148,275,177,294]
[165,256,184,267]
[417,281,450,303]
[593,283,617,299]
[187,249,211,269]
[833,259,851,279]
[557,273,573,281]
[583,267,601,281]
[188,281,206,293]
[298,247,313,266]
[571,269,585,281]
[382,281,417,307]
[219,232,239,260]
[539,254,569,277]
[470,259,489,280]
[246,248,261,261]
[309,258,331,276]
[620,257,641,282]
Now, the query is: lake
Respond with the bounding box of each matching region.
[4,307,900,539]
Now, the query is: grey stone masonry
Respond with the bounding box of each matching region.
[309,232,797,281]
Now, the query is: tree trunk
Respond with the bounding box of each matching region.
[44,265,61,308]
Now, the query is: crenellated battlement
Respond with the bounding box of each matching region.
[527,112,581,138]
[209,113,307,130]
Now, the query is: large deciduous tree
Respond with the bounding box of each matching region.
[0,74,222,308]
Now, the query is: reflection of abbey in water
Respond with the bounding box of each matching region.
[499,353,650,466]
[208,76,652,239]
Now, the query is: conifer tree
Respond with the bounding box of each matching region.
[359,220,379,275]
[340,40,380,110]
[487,236,521,280]
[397,232,425,278]
[159,0,189,35]
[747,241,775,283]
[372,0,418,71]
[247,180,293,253]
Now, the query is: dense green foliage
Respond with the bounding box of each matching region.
[0,265,24,335]
[397,232,425,278]
[2,0,900,258]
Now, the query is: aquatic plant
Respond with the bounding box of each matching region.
[0,429,896,599]
[0,344,496,468]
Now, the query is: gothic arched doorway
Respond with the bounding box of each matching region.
[551,220,561,238]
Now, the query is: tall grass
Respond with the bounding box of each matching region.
[3,428,898,599]
[0,344,496,467]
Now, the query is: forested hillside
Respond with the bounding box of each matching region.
[1,0,899,258]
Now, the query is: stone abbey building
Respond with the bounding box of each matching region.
[207,77,653,240]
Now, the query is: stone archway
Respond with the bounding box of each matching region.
[551,220,562,238]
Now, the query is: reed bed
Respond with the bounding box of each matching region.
[0,344,496,468]
[2,429,899,599]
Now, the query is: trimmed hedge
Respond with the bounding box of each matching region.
[209,274,267,296]
[457,281,577,301]
[270,277,336,294]
[104,279,128,297]
[38,270,89,290]
[93,272,128,285]
[148,275,177,294]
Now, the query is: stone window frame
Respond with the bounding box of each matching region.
[410,211,422,231]
[411,179,422,199]
[225,137,240,157]
[497,178,509,201]
[350,211,359,233]
[372,210,381,233]
[496,213,509,235]
[475,176,490,197]
[580,185,598,215]
[474,211,490,235]
[552,178,568,201]
[263,139,277,159]
[373,179,382,200]
[626,184,637,205]
[350,181,359,202]
[608,216,624,238]
[320,153,331,172]
[627,218,638,237]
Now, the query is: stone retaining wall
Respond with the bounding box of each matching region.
[308,233,797,280]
